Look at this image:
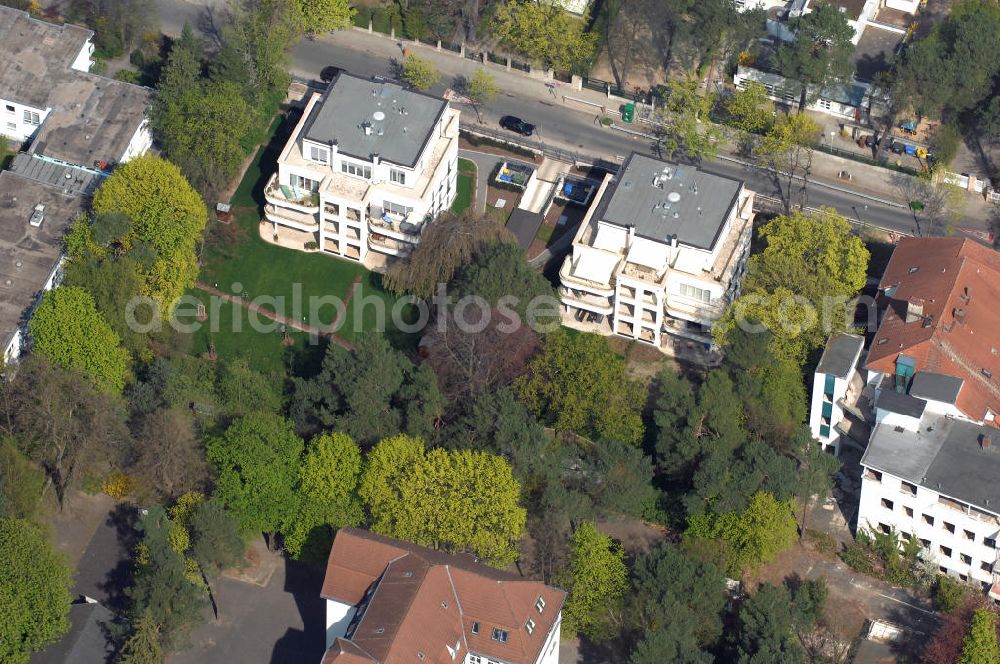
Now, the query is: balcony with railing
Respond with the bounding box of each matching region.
[559,287,613,315]
[369,233,414,257]
[264,174,320,212]
[369,210,423,242]
[264,203,319,231]
[665,293,729,323]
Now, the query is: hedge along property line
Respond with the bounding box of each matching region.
[459,129,538,159]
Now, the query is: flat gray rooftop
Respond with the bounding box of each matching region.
[863,416,1000,515]
[0,171,83,351]
[816,332,864,378]
[303,73,447,169]
[876,386,926,419]
[910,372,964,405]
[0,6,92,108]
[0,6,152,166]
[591,153,742,250]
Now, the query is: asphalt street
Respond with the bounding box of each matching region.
[123,0,989,238]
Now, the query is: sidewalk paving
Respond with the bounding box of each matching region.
[314,28,996,228]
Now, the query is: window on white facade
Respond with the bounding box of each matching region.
[5,122,14,131]
[987,538,997,549]
[390,168,406,185]
[308,145,329,164]
[818,99,832,110]
[525,619,535,635]
[960,554,972,565]
[964,530,975,541]
[23,110,40,125]
[923,514,934,526]
[4,104,13,113]
[982,562,993,572]
[881,498,894,511]
[904,506,913,517]
[469,656,482,664]
[901,481,917,496]
[679,283,711,303]
[290,174,318,192]
[940,545,952,558]
[383,200,412,217]
[341,161,372,179]
[944,522,956,534]
[491,628,509,643]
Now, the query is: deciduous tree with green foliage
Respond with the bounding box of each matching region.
[715,209,869,364]
[284,432,364,560]
[291,0,354,34]
[87,155,208,313]
[188,498,245,618]
[0,517,72,664]
[492,0,597,72]
[792,427,841,536]
[774,3,855,112]
[401,53,440,90]
[733,581,827,664]
[29,286,131,394]
[959,609,1000,664]
[0,437,45,520]
[215,358,282,418]
[449,241,557,324]
[516,329,644,445]
[64,255,150,360]
[466,69,498,123]
[206,413,304,546]
[558,522,628,639]
[686,492,798,576]
[360,435,526,567]
[653,80,723,162]
[725,82,775,155]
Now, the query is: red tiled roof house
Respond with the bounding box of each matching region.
[320,528,565,664]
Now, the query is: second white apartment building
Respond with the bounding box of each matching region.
[559,153,754,352]
[265,73,459,267]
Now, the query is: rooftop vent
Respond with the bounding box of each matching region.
[29,204,44,227]
[373,111,386,121]
[667,191,681,203]
[361,121,372,136]
[954,307,966,318]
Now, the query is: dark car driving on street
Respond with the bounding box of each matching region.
[500,115,535,136]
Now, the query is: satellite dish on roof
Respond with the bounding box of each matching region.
[667,191,681,203]
[373,111,386,121]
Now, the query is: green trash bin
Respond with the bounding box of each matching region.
[621,102,635,123]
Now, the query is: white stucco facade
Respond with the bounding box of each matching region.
[324,598,356,650]
[266,83,459,269]
[560,156,754,351]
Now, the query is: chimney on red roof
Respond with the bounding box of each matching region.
[906,298,925,324]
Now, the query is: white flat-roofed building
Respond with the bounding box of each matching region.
[265,73,459,268]
[810,333,866,455]
[559,152,754,353]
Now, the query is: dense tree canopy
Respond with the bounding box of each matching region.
[558,522,629,639]
[715,209,869,364]
[128,506,208,650]
[0,517,72,664]
[516,329,644,445]
[291,0,354,34]
[492,0,597,72]
[401,54,440,90]
[29,286,131,394]
[360,435,526,567]
[88,155,208,312]
[290,335,442,444]
[206,414,304,541]
[284,432,364,560]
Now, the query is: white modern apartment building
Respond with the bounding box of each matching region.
[320,528,565,664]
[854,237,1000,594]
[265,73,459,268]
[809,332,866,455]
[559,153,754,352]
[0,6,153,363]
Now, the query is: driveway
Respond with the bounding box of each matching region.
[172,557,326,664]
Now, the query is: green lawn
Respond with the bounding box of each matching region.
[191,111,419,366]
[452,158,477,214]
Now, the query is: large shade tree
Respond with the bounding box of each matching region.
[774,3,855,112]
[0,517,73,664]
